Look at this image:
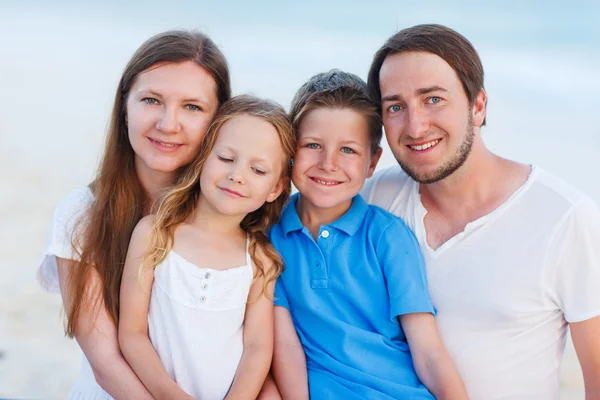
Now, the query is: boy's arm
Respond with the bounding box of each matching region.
[118,217,193,400]
[400,313,469,400]
[56,258,154,400]
[225,250,276,400]
[272,306,309,400]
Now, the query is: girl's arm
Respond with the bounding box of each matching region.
[118,217,194,400]
[56,258,154,400]
[400,313,469,400]
[225,251,277,400]
[272,307,309,400]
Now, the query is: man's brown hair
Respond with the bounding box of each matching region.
[368,24,486,124]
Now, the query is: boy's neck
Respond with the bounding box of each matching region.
[296,196,353,241]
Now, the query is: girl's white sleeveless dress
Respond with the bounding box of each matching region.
[38,187,254,399]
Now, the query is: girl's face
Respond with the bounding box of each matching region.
[199,114,286,217]
[126,61,219,178]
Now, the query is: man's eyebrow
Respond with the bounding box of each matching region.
[381,86,448,103]
[416,86,448,95]
[381,94,402,103]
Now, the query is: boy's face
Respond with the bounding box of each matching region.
[292,107,381,215]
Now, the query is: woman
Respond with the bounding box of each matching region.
[38,30,231,399]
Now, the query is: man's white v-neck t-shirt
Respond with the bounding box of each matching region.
[361,165,600,400]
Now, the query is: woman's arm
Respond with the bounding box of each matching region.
[118,217,193,400]
[272,307,309,400]
[400,313,469,400]
[225,252,277,400]
[57,257,154,400]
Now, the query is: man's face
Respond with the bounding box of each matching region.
[379,51,478,184]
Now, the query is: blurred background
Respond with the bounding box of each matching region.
[1,0,598,398]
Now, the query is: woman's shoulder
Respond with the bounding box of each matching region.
[54,186,94,220]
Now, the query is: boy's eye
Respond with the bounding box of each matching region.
[252,167,266,176]
[427,97,442,104]
[142,97,159,105]
[388,104,403,113]
[341,147,355,154]
[307,143,321,149]
[185,104,202,111]
[217,156,233,163]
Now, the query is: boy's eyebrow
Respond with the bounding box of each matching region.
[381,86,448,103]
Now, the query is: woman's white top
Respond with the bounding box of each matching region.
[38,187,254,399]
[38,187,113,400]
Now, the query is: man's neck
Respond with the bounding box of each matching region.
[418,140,531,249]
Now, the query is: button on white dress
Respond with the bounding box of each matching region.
[149,248,253,399]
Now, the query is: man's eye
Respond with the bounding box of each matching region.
[427,97,442,104]
[341,147,355,154]
[388,104,402,113]
[185,104,201,111]
[217,156,233,163]
[142,98,159,105]
[307,143,320,149]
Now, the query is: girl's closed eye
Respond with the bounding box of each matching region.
[251,167,267,176]
[218,155,233,163]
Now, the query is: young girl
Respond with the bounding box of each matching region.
[118,95,295,400]
[38,30,231,399]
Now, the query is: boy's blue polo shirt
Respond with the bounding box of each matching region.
[271,194,435,400]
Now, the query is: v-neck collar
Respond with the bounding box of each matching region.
[412,165,539,258]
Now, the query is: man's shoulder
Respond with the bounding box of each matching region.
[361,165,415,209]
[530,167,595,211]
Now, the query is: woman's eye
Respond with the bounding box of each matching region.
[388,104,402,113]
[341,147,355,154]
[185,104,201,111]
[252,167,266,175]
[307,143,320,149]
[217,156,233,163]
[142,97,159,105]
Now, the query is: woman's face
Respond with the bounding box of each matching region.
[126,60,219,178]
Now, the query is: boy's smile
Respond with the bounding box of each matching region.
[292,108,380,220]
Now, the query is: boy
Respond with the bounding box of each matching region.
[270,70,467,399]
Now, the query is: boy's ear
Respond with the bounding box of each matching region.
[266,176,287,203]
[367,147,383,178]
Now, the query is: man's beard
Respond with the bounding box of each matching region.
[397,115,475,184]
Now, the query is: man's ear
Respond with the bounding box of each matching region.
[472,88,487,128]
[367,147,383,178]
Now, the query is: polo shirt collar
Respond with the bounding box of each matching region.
[280,193,369,237]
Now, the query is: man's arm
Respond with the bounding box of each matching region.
[571,316,600,400]
[272,306,309,400]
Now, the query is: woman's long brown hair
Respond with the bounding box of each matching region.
[142,95,295,296]
[65,30,231,337]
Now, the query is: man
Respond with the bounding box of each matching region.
[361,24,600,400]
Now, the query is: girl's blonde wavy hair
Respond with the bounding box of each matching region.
[142,94,295,296]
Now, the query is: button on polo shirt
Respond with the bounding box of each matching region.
[271,194,435,399]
